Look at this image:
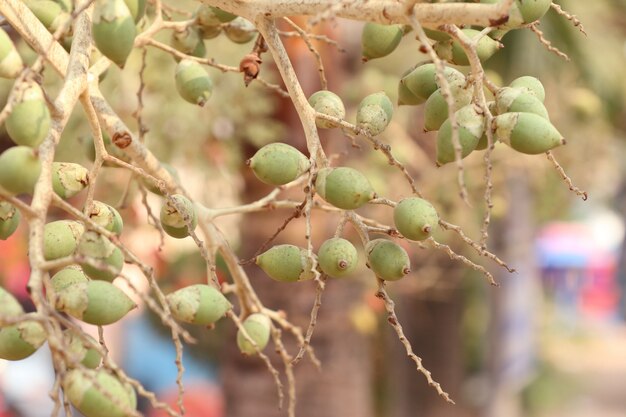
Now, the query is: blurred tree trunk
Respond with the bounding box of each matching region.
[221,21,375,417]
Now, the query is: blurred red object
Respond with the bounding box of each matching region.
[147,382,223,417]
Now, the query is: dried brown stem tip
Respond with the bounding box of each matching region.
[240,53,262,86]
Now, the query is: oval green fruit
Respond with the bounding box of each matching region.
[44,220,84,261]
[495,87,548,119]
[6,82,50,148]
[50,265,89,296]
[88,201,123,235]
[64,329,102,369]
[175,59,213,106]
[510,76,545,102]
[0,28,23,78]
[318,238,358,278]
[315,167,376,210]
[516,0,552,23]
[256,244,315,283]
[361,23,403,61]
[436,104,485,165]
[494,112,564,154]
[54,280,136,325]
[160,194,197,239]
[434,28,500,66]
[237,313,271,355]
[25,0,70,32]
[393,197,439,241]
[224,17,256,44]
[0,201,20,240]
[0,146,42,195]
[0,321,46,361]
[423,84,472,132]
[92,0,137,68]
[356,92,394,136]
[166,284,231,325]
[0,286,23,317]
[123,0,145,23]
[171,26,205,58]
[401,63,465,104]
[52,162,90,199]
[309,90,346,128]
[65,368,136,417]
[366,239,410,281]
[249,142,310,186]
[77,231,124,281]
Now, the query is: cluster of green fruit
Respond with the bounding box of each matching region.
[248,142,440,282]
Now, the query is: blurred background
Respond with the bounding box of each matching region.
[1,1,626,416]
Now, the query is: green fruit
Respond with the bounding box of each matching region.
[516,0,552,23]
[64,329,102,369]
[237,313,271,355]
[315,167,376,210]
[397,76,422,106]
[160,194,197,239]
[434,28,500,66]
[6,82,50,148]
[423,28,450,42]
[495,87,548,119]
[248,143,310,186]
[510,76,545,102]
[309,90,346,128]
[51,162,90,199]
[196,5,235,28]
[77,231,124,282]
[423,84,472,132]
[366,239,410,281]
[51,265,89,292]
[166,284,231,325]
[361,23,403,61]
[0,201,20,240]
[393,197,439,241]
[54,280,136,325]
[175,59,213,106]
[0,321,46,360]
[494,112,565,154]
[436,104,485,165]
[25,0,70,32]
[65,369,136,417]
[44,220,84,261]
[171,26,206,58]
[356,92,393,136]
[92,0,137,68]
[0,146,42,195]
[199,25,221,40]
[318,238,358,278]
[87,201,123,235]
[256,244,315,283]
[141,163,180,196]
[123,0,145,23]
[224,17,256,44]
[0,286,23,317]
[401,63,465,104]
[0,28,23,78]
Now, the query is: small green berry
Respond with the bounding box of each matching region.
[224,17,256,44]
[0,28,23,79]
[237,313,271,355]
[318,238,358,278]
[494,112,565,154]
[0,321,46,361]
[434,28,500,66]
[166,284,232,325]
[510,76,545,102]
[309,90,346,128]
[6,82,50,148]
[423,84,472,132]
[92,0,137,68]
[394,198,439,241]
[366,239,410,281]
[64,368,137,417]
[0,286,23,317]
[64,329,102,369]
[0,147,42,195]
[0,202,20,240]
[315,167,376,210]
[436,104,485,165]
[52,162,90,199]
[44,220,84,261]
[401,63,465,105]
[248,143,310,186]
[361,23,403,61]
[495,87,549,119]
[171,26,206,58]
[50,265,89,296]
[88,201,123,235]
[256,244,315,283]
[175,59,213,106]
[77,231,124,282]
[160,194,198,239]
[356,92,393,136]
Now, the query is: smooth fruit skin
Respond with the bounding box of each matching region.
[423,85,472,132]
[54,280,136,325]
[249,143,310,186]
[436,104,485,165]
[175,59,213,106]
[92,0,137,68]
[43,220,84,260]
[0,286,23,317]
[52,162,90,198]
[171,26,205,57]
[77,231,124,281]
[237,313,271,355]
[224,17,256,44]
[160,195,198,239]
[394,198,439,241]
[318,238,358,278]
[166,284,232,325]
[5,82,50,148]
[510,76,545,102]
[309,90,346,128]
[495,87,548,119]
[88,201,123,235]
[361,23,403,61]
[65,369,136,417]
[315,167,376,210]
[0,321,46,361]
[366,239,411,281]
[402,63,465,104]
[0,201,20,240]
[516,0,552,23]
[50,265,89,294]
[256,244,315,283]
[123,0,145,22]
[25,0,69,32]
[0,147,42,195]
[494,112,564,154]
[356,92,393,136]
[0,28,23,78]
